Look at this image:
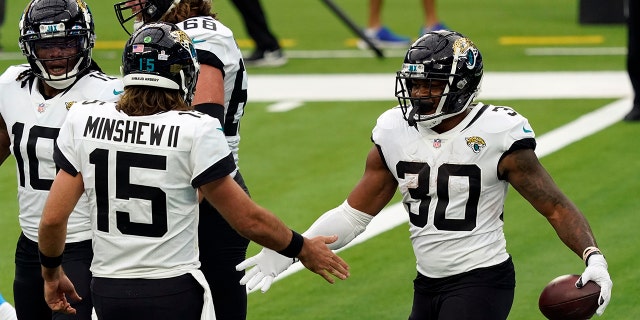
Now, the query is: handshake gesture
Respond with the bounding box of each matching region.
[237,235,349,292]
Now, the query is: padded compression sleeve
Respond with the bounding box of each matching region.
[302,201,373,250]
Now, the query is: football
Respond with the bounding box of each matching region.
[538,274,601,320]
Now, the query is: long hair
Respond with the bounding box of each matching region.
[116,86,191,116]
[158,0,216,24]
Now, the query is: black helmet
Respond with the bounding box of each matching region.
[121,22,200,105]
[114,0,180,35]
[19,0,95,89]
[396,30,483,128]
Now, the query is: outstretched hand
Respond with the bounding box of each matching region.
[297,235,349,284]
[43,268,81,314]
[236,235,350,292]
[236,247,296,293]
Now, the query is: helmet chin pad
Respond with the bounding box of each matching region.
[45,77,77,90]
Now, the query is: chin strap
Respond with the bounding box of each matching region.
[407,105,418,127]
[407,99,436,129]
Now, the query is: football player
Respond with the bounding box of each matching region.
[37,22,348,320]
[236,30,613,319]
[0,0,123,319]
[113,1,252,318]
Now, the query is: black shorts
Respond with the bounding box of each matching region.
[409,256,516,320]
[91,274,203,320]
[13,232,93,320]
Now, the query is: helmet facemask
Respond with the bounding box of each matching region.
[114,0,181,35]
[19,0,95,89]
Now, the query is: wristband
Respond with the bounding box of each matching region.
[278,230,304,258]
[39,250,63,268]
[582,246,602,265]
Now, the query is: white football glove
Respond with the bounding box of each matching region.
[576,254,612,316]
[236,248,295,293]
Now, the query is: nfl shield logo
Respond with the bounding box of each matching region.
[433,139,441,148]
[37,103,46,113]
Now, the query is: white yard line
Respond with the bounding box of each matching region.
[246,71,632,292]
[246,71,632,104]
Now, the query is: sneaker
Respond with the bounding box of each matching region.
[357,26,410,50]
[623,107,640,121]
[244,49,287,68]
[419,22,448,36]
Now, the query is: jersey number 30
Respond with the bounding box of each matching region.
[397,161,481,231]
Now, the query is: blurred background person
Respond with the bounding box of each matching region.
[230,0,287,67]
[358,0,446,49]
[624,0,640,121]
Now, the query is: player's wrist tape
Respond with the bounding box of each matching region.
[39,250,63,268]
[582,246,602,265]
[278,230,304,258]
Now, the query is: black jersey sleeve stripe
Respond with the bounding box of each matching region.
[497,137,537,180]
[196,49,225,77]
[461,104,489,131]
[505,137,537,154]
[372,140,391,172]
[191,153,237,188]
[53,143,79,176]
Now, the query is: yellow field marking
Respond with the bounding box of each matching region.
[499,35,605,45]
[94,41,126,50]
[235,38,296,49]
[94,39,297,50]
[96,36,606,51]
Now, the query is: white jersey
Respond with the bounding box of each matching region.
[176,16,248,167]
[372,103,536,278]
[0,64,124,243]
[54,101,236,278]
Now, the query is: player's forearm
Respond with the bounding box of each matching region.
[38,212,67,282]
[547,209,598,258]
[233,207,297,251]
[202,176,299,250]
[38,216,68,258]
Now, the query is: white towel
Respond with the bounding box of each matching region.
[189,270,216,320]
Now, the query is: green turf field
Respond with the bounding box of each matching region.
[0,0,637,319]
